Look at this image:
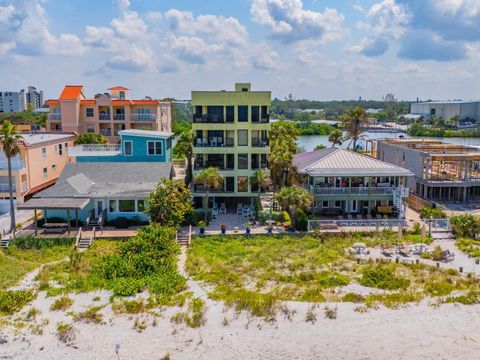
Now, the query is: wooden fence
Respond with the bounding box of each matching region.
[407,193,435,212]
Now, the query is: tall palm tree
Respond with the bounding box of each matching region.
[173,129,194,185]
[341,107,368,151]
[328,129,343,147]
[194,167,224,223]
[1,121,21,235]
[250,169,271,199]
[275,185,313,229]
[269,122,299,189]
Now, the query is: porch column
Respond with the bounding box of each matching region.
[34,209,38,236]
[75,210,79,229]
[67,209,71,234]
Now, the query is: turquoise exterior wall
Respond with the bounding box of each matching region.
[76,134,172,163]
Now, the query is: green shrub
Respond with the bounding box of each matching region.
[0,290,36,315]
[359,265,410,290]
[444,291,480,305]
[450,214,480,238]
[50,296,74,311]
[341,292,365,303]
[11,236,74,249]
[295,211,308,231]
[424,281,454,297]
[56,322,76,343]
[419,207,445,219]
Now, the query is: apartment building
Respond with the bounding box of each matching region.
[46,86,172,142]
[0,132,75,204]
[25,86,44,110]
[373,139,480,202]
[191,83,270,208]
[0,91,26,113]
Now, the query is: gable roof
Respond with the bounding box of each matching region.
[36,162,173,198]
[293,148,413,177]
[108,86,129,91]
[59,86,84,100]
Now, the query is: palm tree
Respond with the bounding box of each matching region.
[173,129,194,185]
[275,185,313,229]
[269,122,299,189]
[250,169,271,199]
[341,107,368,151]
[328,129,343,147]
[194,167,224,223]
[1,121,21,235]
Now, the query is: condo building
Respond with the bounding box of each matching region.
[46,86,172,142]
[191,83,270,208]
[0,91,26,113]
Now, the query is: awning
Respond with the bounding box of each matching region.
[18,197,90,210]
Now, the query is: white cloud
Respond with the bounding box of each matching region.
[250,0,347,44]
[252,44,280,70]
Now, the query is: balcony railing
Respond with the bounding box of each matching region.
[100,129,112,136]
[194,138,234,147]
[309,186,397,196]
[79,144,121,152]
[192,114,225,124]
[251,138,269,147]
[48,113,61,120]
[0,160,25,170]
[68,144,122,157]
[0,183,15,192]
[22,181,28,192]
[131,113,157,121]
[99,113,111,121]
[113,114,125,120]
[194,162,234,171]
[194,184,234,193]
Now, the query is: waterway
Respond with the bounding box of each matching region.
[297,132,480,152]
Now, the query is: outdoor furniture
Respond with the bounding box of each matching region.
[237,203,243,215]
[356,214,366,226]
[220,203,227,214]
[397,244,411,256]
[202,139,209,146]
[337,215,348,226]
[196,138,203,147]
[442,250,455,262]
[42,222,69,234]
[380,243,394,257]
[243,207,252,217]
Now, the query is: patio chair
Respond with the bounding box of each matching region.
[243,207,251,217]
[211,208,218,219]
[237,203,243,215]
[220,203,227,214]
[196,138,203,147]
[356,214,366,226]
[202,139,209,147]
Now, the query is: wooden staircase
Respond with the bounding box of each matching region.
[0,238,10,249]
[86,209,104,231]
[75,227,96,250]
[176,225,191,246]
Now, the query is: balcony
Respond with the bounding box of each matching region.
[22,181,28,192]
[192,114,225,124]
[194,184,234,193]
[99,113,112,121]
[100,129,112,137]
[252,114,270,123]
[194,161,234,171]
[131,113,157,121]
[48,113,61,120]
[0,160,25,170]
[251,138,269,147]
[194,137,234,147]
[309,186,397,196]
[0,183,15,192]
[113,114,125,120]
[68,144,121,157]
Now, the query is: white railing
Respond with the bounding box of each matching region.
[130,113,157,121]
[308,219,408,231]
[21,181,28,192]
[0,160,25,170]
[309,186,397,195]
[78,144,121,152]
[48,113,61,120]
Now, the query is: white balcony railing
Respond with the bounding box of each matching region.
[130,113,157,121]
[48,113,61,120]
[309,186,397,196]
[68,144,121,157]
[0,160,25,170]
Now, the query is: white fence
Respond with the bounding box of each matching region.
[308,219,408,231]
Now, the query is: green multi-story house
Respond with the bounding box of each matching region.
[191,83,271,209]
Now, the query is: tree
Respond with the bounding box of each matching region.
[194,167,224,223]
[146,179,192,227]
[328,129,343,147]
[173,129,194,185]
[450,214,480,238]
[341,107,368,151]
[269,122,299,190]
[1,121,22,234]
[276,186,313,230]
[315,145,326,150]
[250,169,271,199]
[75,133,108,145]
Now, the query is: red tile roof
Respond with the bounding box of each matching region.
[46,100,60,105]
[59,86,84,100]
[108,86,129,91]
[80,100,96,105]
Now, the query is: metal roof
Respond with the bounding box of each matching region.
[294,148,413,177]
[18,197,90,210]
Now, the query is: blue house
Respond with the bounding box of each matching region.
[19,130,175,232]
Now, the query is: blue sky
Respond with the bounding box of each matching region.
[1,0,479,101]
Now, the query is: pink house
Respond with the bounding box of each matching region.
[46,86,172,142]
[0,132,76,204]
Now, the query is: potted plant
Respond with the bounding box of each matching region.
[245,221,252,235]
[220,223,226,234]
[267,223,273,234]
[198,221,206,235]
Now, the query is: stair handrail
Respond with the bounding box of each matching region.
[75,227,82,249]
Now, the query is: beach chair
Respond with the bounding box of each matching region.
[356,214,366,226]
[237,203,243,215]
[220,203,227,214]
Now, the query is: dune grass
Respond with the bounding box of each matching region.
[0,237,74,288]
[186,232,480,317]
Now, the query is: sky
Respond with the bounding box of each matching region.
[1,0,480,101]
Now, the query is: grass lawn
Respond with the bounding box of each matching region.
[456,238,480,258]
[0,237,74,288]
[187,232,480,317]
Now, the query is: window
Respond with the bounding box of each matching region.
[238,154,248,169]
[86,108,94,117]
[109,200,117,212]
[237,176,248,192]
[87,124,95,133]
[52,164,57,171]
[119,199,135,212]
[65,143,69,150]
[322,201,329,208]
[58,143,63,156]
[237,130,248,146]
[251,106,259,122]
[42,167,48,178]
[124,141,133,156]
[147,141,162,156]
[41,147,46,160]
[238,106,248,122]
[334,201,342,208]
[137,199,145,212]
[226,106,235,122]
